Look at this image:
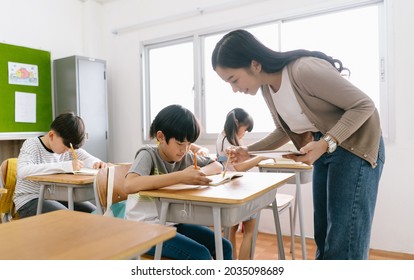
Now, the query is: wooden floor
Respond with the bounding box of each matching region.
[237,232,414,260]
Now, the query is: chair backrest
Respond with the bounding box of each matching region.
[93,163,131,215]
[0,158,18,222]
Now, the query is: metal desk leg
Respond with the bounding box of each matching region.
[36,184,46,215]
[294,172,307,259]
[154,201,169,260]
[212,206,224,260]
[271,198,286,260]
[68,186,74,210]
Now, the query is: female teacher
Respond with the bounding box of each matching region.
[211,29,385,260]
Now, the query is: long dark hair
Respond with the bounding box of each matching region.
[212,29,349,74]
[221,108,253,152]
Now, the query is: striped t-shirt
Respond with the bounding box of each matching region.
[14,137,101,210]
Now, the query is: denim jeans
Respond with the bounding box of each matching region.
[146,223,233,260]
[312,133,385,259]
[17,198,96,218]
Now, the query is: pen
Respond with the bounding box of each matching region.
[194,152,197,169]
[70,143,78,160]
[222,157,230,178]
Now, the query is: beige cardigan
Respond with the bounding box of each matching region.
[248,57,381,168]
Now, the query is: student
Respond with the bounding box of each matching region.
[124,104,233,260]
[216,108,267,260]
[212,29,385,260]
[15,112,107,218]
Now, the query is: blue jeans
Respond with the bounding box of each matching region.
[17,198,96,218]
[146,224,233,260]
[312,133,385,259]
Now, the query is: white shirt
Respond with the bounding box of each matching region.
[270,67,318,134]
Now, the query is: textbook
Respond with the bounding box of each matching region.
[72,168,100,176]
[207,173,243,186]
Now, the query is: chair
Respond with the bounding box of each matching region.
[93,163,131,216]
[0,158,19,223]
[250,193,295,259]
[93,163,172,260]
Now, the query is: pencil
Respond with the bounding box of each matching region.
[70,143,78,160]
[194,152,197,169]
[222,157,230,178]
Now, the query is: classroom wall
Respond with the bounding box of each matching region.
[1,0,413,255]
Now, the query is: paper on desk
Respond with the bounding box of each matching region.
[72,168,100,175]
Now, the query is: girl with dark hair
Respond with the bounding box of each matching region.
[216,108,267,259]
[212,29,385,260]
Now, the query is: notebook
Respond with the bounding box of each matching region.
[207,173,243,186]
[72,168,100,176]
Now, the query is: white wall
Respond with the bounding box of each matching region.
[1,0,413,255]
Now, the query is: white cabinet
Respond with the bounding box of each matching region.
[53,56,108,161]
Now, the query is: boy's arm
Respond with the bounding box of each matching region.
[124,165,220,194]
[124,171,186,193]
[17,151,73,178]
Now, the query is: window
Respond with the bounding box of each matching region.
[142,3,384,143]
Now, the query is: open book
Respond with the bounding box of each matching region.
[72,167,100,176]
[207,173,243,186]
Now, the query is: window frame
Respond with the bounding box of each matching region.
[141,1,390,145]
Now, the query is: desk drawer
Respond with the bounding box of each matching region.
[44,185,95,202]
[156,188,277,227]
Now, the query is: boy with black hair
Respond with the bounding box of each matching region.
[15,112,107,218]
[124,104,233,260]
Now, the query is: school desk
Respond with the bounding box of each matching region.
[139,172,294,260]
[25,173,95,215]
[0,210,176,260]
[258,160,312,259]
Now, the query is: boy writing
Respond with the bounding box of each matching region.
[15,112,107,218]
[124,104,233,260]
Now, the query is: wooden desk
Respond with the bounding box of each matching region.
[26,174,95,215]
[258,161,312,259]
[0,210,176,260]
[140,172,294,260]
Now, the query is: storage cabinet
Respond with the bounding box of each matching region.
[53,56,108,161]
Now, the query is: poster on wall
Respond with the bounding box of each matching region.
[8,61,39,86]
[15,91,37,123]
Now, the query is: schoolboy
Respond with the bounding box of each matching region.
[124,104,233,260]
[15,112,107,218]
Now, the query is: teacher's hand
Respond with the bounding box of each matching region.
[283,139,329,165]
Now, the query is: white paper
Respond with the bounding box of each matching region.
[15,91,36,123]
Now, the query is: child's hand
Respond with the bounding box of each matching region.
[180,166,212,185]
[72,159,84,171]
[93,161,108,169]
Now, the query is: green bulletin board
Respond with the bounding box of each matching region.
[0,42,53,136]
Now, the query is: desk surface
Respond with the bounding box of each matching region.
[0,210,176,260]
[140,172,294,204]
[26,173,95,185]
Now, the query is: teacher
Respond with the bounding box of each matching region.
[211,29,385,260]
